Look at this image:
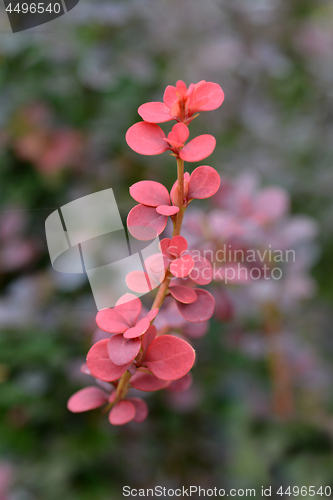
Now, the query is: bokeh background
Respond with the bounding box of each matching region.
[1,0,333,498]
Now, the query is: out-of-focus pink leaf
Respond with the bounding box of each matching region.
[179,135,216,162]
[183,321,209,338]
[177,289,215,323]
[107,334,141,366]
[126,122,168,155]
[127,204,168,240]
[123,317,150,339]
[144,335,195,381]
[188,166,220,200]
[167,373,193,392]
[131,371,170,391]
[130,180,170,207]
[109,400,136,425]
[87,339,129,381]
[138,102,173,123]
[67,387,108,413]
[169,285,197,304]
[189,255,213,285]
[127,397,149,422]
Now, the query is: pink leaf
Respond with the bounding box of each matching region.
[177,289,215,323]
[96,308,129,333]
[163,85,178,108]
[167,373,193,392]
[144,335,195,381]
[170,254,194,278]
[127,204,168,240]
[159,238,171,255]
[188,166,221,200]
[168,123,189,144]
[189,255,213,285]
[67,387,108,413]
[168,235,188,257]
[126,122,168,155]
[130,181,170,207]
[142,325,157,357]
[169,285,197,304]
[156,205,179,216]
[126,271,157,293]
[86,339,129,381]
[130,371,170,391]
[107,334,141,366]
[138,102,173,123]
[183,321,209,338]
[127,397,149,422]
[179,135,216,162]
[194,82,225,111]
[115,294,142,327]
[123,317,150,339]
[109,400,136,426]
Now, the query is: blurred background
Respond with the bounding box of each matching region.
[1,0,333,498]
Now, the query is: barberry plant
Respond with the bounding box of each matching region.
[67,80,224,425]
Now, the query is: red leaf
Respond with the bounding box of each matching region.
[168,123,189,144]
[67,387,108,413]
[109,400,136,425]
[188,166,221,200]
[156,205,179,216]
[126,122,168,155]
[107,334,141,366]
[144,335,195,381]
[176,289,215,323]
[168,235,188,257]
[130,371,170,391]
[170,254,194,278]
[163,85,178,108]
[130,180,170,207]
[127,397,149,422]
[179,135,216,162]
[86,339,129,381]
[115,294,142,327]
[194,82,224,111]
[138,102,173,123]
[126,270,157,293]
[127,204,168,240]
[146,308,159,322]
[123,317,150,339]
[96,308,129,333]
[142,325,157,356]
[167,373,193,392]
[169,285,197,304]
[189,255,213,285]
